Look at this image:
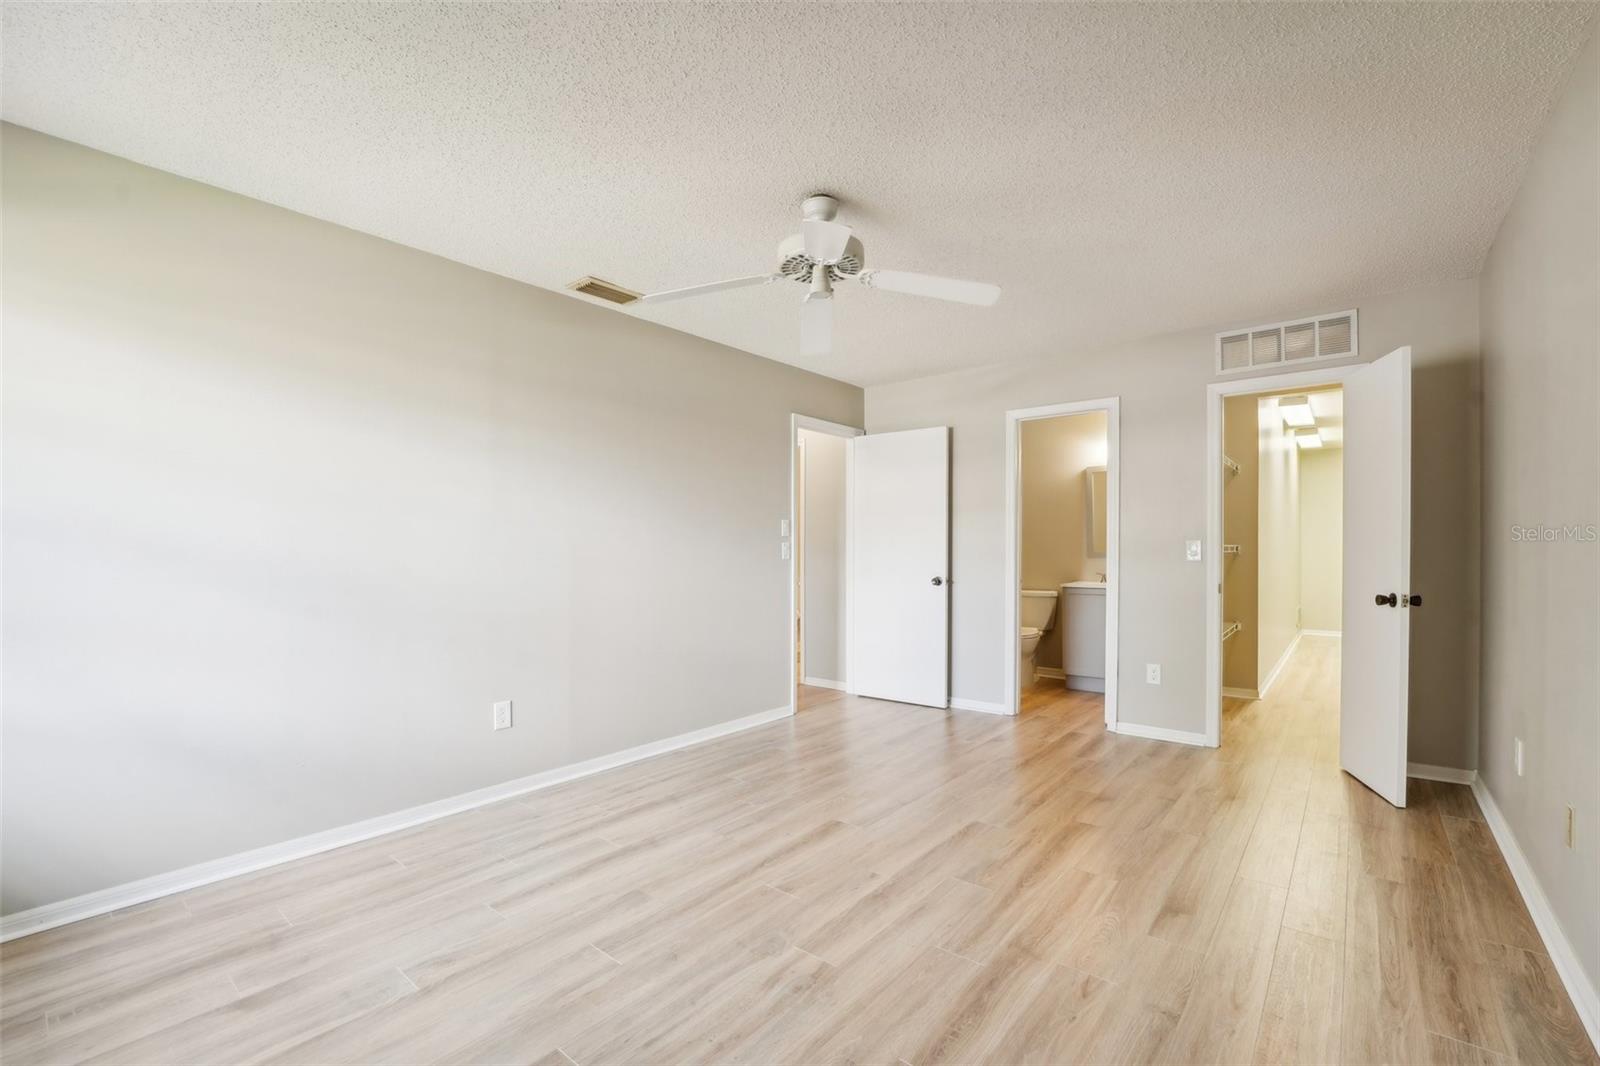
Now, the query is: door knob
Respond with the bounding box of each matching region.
[1375,593,1397,607]
[1406,593,1422,607]
[931,576,944,587]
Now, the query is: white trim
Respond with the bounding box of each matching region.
[1301,628,1342,638]
[950,697,1009,715]
[790,414,863,715]
[801,676,846,691]
[1257,630,1302,699]
[1206,362,1362,748]
[1110,721,1209,747]
[1472,777,1600,1055]
[1407,762,1476,785]
[1222,686,1260,700]
[1005,397,1120,724]
[0,703,793,943]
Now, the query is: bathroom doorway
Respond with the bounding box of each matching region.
[1003,398,1121,721]
[790,414,861,715]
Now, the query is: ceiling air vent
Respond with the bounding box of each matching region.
[567,276,642,305]
[1215,309,1358,376]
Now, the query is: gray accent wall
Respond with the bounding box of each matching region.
[0,126,863,914]
[1479,28,1599,996]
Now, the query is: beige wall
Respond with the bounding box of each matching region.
[866,278,1480,758]
[1221,395,1260,691]
[1298,448,1343,632]
[1020,411,1108,671]
[799,429,847,684]
[1256,398,1301,686]
[0,126,863,914]
[1479,30,1599,993]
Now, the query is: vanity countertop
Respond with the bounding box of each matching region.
[1061,581,1108,591]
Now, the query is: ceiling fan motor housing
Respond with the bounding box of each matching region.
[777,232,865,284]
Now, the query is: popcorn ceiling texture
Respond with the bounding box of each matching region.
[2,2,1592,386]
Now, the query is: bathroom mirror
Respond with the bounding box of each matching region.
[1085,466,1108,556]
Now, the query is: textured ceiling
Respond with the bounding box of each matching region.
[3,3,1593,387]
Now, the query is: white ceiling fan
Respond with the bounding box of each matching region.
[639,195,1001,356]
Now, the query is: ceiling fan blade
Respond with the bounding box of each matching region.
[800,296,833,356]
[639,273,775,304]
[802,220,853,264]
[859,269,1001,307]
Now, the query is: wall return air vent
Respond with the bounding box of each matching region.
[1215,309,1357,376]
[567,276,642,305]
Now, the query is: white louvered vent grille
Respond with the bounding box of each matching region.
[1215,310,1358,376]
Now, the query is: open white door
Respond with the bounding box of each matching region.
[850,427,950,707]
[1340,346,1412,807]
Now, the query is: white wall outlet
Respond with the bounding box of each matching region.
[492,700,513,731]
[1185,540,1202,562]
[780,518,790,537]
[1514,737,1524,776]
[781,541,791,560]
[1146,663,1161,685]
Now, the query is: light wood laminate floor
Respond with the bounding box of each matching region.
[3,636,1594,1064]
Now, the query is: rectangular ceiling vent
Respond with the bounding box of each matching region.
[567,276,641,305]
[1216,309,1357,376]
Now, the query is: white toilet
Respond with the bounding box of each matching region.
[1019,589,1060,686]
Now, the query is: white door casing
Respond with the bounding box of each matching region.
[849,427,951,708]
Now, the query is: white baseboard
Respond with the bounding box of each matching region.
[1110,721,1209,747]
[1301,628,1342,638]
[801,676,845,691]
[1471,777,1600,1056]
[1257,630,1302,699]
[1222,686,1259,700]
[1065,675,1106,694]
[0,703,794,943]
[950,697,1010,716]
[1407,762,1477,785]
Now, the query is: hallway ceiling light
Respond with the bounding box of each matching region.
[1278,395,1315,428]
[1293,427,1323,449]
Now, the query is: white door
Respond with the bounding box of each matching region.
[850,427,950,707]
[1340,346,1413,807]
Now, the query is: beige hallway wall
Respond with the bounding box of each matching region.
[0,126,863,915]
[1256,397,1301,687]
[1298,448,1343,632]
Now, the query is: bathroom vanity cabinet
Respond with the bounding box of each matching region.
[1059,582,1107,692]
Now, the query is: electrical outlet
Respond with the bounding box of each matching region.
[780,518,790,537]
[492,700,513,731]
[1146,663,1161,685]
[781,541,791,560]
[1185,540,1202,562]
[1567,806,1575,849]
[1515,737,1524,777]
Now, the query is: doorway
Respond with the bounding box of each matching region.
[789,414,861,716]
[1205,349,1414,807]
[1004,398,1121,721]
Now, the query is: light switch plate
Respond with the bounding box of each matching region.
[1185,540,1202,562]
[781,541,791,560]
[780,518,790,537]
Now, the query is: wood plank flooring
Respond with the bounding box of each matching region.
[2,636,1594,1064]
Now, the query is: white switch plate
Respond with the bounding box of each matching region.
[780,518,790,537]
[1514,737,1524,776]
[781,541,791,560]
[1146,663,1161,685]
[493,700,513,731]
[1185,540,1202,562]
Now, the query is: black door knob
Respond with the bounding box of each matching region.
[1375,593,1397,607]
[931,576,944,587]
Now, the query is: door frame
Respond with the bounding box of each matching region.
[1004,397,1121,721]
[1204,363,1357,746]
[789,413,863,717]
